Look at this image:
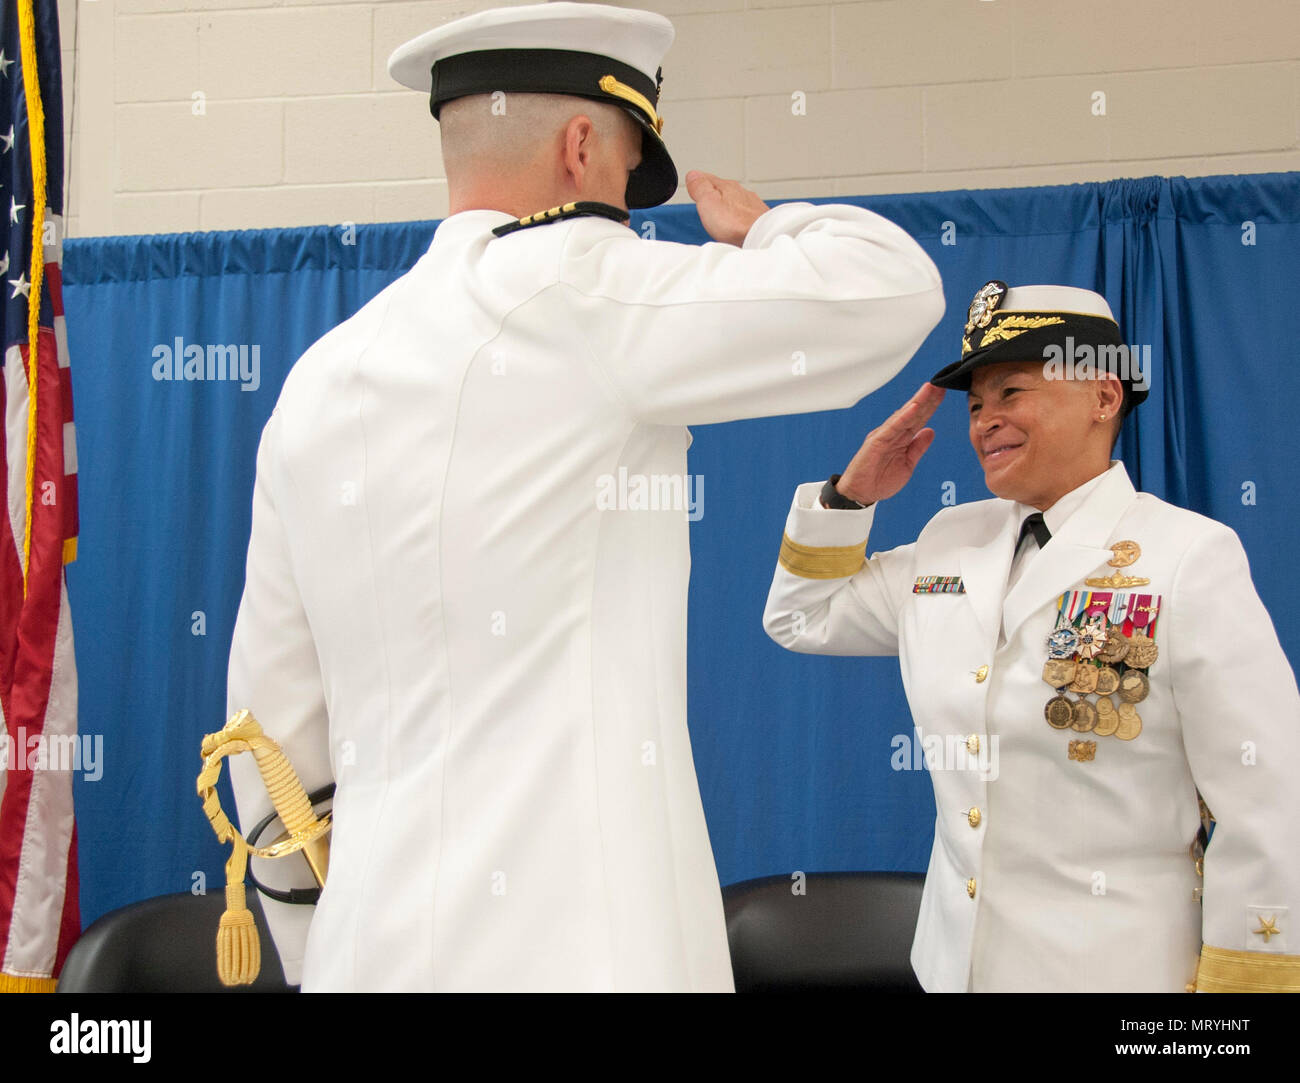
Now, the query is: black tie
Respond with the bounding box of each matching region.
[1017,512,1051,553]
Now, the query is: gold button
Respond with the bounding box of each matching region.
[967,877,977,898]
[974,665,989,683]
[966,734,980,755]
[967,807,981,828]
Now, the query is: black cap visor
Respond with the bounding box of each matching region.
[931,312,1148,411]
[429,47,678,208]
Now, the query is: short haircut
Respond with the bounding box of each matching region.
[439,92,637,180]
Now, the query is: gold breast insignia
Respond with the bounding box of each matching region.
[1068,740,1096,762]
[1085,570,1151,588]
[1086,540,1149,587]
[1107,540,1141,567]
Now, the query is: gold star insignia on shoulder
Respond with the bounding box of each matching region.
[1253,914,1282,942]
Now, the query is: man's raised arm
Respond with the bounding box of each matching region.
[563,173,945,427]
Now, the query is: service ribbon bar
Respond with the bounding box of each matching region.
[913,575,965,594]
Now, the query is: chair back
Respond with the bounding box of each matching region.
[723,871,925,992]
[57,891,295,993]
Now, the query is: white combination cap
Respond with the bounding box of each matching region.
[931,279,1145,411]
[388,3,677,207]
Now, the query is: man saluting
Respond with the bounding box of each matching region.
[226,2,943,991]
[764,281,1300,992]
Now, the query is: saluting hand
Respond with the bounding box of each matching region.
[836,383,945,506]
[685,171,770,246]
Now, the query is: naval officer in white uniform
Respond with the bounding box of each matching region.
[226,2,944,991]
[764,282,1300,993]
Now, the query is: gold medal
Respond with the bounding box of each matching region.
[1042,658,1076,688]
[1045,694,1074,730]
[1068,664,1099,694]
[1097,627,1130,664]
[1070,699,1098,732]
[1094,665,1121,696]
[1126,629,1159,669]
[1093,696,1121,737]
[1117,669,1150,704]
[1115,702,1143,740]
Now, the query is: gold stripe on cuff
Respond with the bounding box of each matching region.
[1193,945,1300,992]
[778,533,866,580]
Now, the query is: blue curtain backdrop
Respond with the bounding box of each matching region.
[61,173,1300,927]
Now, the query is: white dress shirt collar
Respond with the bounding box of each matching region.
[1014,460,1123,543]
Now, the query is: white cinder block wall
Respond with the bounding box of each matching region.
[62,0,1300,238]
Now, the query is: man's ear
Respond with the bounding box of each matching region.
[561,115,596,190]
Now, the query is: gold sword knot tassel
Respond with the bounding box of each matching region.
[196,709,332,986]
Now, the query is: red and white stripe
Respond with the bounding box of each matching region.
[0,209,80,983]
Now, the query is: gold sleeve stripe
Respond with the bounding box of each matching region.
[778,533,866,580]
[1193,945,1300,992]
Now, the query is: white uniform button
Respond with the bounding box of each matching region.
[966,734,980,755]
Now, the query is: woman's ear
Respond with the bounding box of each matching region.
[1096,372,1125,420]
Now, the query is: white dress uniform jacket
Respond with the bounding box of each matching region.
[763,461,1300,992]
[227,201,944,991]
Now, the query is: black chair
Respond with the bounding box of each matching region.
[57,891,296,993]
[723,871,926,992]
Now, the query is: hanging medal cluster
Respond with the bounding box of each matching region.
[1042,586,1160,746]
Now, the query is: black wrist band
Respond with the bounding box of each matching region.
[820,474,868,510]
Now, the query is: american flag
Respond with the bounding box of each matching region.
[0,0,79,993]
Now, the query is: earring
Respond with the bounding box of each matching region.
[1098,414,1108,422]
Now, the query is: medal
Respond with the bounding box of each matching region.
[1094,665,1121,696]
[1093,696,1121,736]
[1045,694,1074,730]
[1117,669,1150,703]
[1068,664,1099,694]
[1047,626,1079,658]
[1097,625,1130,664]
[1075,619,1107,660]
[1042,658,1076,688]
[1115,702,1143,740]
[1126,628,1158,669]
[1070,699,1098,732]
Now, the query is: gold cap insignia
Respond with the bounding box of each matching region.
[964,280,1007,337]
